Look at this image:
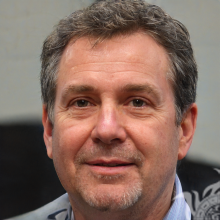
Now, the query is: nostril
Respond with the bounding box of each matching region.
[92,137,120,145]
[110,138,123,144]
[93,137,101,144]
[91,116,127,144]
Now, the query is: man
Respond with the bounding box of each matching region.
[8,0,198,219]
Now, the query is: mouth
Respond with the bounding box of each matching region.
[93,163,131,167]
[85,159,135,175]
[87,159,133,166]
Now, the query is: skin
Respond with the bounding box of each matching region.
[42,32,197,220]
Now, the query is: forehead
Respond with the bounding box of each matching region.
[57,32,171,98]
[59,32,169,74]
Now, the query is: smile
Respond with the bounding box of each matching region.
[85,159,135,175]
[93,163,132,167]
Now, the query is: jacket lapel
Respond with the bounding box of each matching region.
[47,205,72,220]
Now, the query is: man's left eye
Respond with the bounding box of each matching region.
[74,99,89,107]
[131,99,146,107]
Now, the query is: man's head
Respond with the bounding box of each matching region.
[41,1,197,219]
[41,0,197,125]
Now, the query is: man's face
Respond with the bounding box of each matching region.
[43,32,194,215]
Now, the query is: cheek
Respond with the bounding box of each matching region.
[53,120,93,156]
[51,124,92,191]
[51,122,92,176]
[126,118,179,163]
[127,119,179,190]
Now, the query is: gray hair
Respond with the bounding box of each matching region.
[40,0,197,125]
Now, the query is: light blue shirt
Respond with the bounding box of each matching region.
[163,175,191,220]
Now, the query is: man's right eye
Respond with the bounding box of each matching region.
[74,99,89,107]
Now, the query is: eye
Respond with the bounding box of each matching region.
[74,99,89,107]
[131,99,146,107]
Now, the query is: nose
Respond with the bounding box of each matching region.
[91,105,127,144]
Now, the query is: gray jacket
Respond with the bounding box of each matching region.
[6,194,72,220]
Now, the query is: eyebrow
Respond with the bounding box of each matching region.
[121,84,161,102]
[64,85,95,93]
[62,85,96,99]
[61,83,161,103]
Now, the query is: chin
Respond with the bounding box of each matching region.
[76,178,143,212]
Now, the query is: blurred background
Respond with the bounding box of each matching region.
[0,0,219,219]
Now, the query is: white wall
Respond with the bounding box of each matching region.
[0,0,219,165]
[148,0,220,166]
[0,0,94,122]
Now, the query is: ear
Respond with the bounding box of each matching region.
[42,105,53,159]
[178,103,198,160]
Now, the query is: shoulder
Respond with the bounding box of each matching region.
[5,194,71,220]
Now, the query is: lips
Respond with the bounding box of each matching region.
[94,163,129,167]
[85,159,135,175]
[87,159,133,167]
